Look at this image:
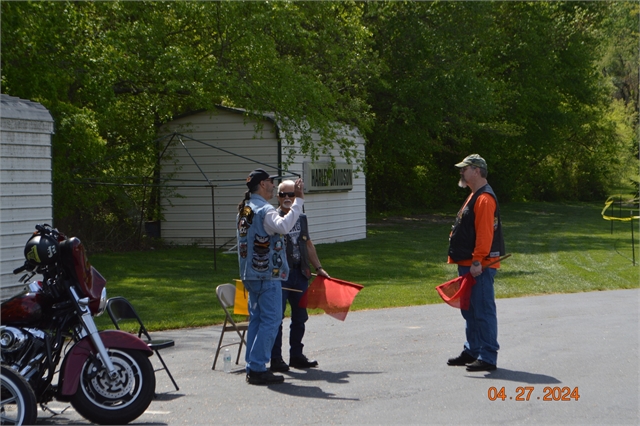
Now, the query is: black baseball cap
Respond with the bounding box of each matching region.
[246,168,280,188]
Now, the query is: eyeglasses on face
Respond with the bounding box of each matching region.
[278,191,296,198]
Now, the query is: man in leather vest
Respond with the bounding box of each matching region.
[237,169,305,385]
[446,154,506,372]
[269,180,330,373]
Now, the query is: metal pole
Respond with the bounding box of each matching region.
[610,195,617,235]
[211,185,217,271]
[619,195,622,218]
[138,181,148,248]
[631,213,636,267]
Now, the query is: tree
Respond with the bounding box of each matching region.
[598,1,639,192]
[363,1,637,210]
[1,1,376,249]
[363,1,499,209]
[2,0,635,240]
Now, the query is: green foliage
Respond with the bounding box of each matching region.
[91,202,639,331]
[598,1,639,193]
[364,1,498,209]
[2,1,637,239]
[51,103,108,218]
[598,1,639,114]
[1,1,375,248]
[364,1,638,210]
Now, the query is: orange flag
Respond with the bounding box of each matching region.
[437,254,511,310]
[233,279,249,315]
[299,276,364,321]
[435,272,476,310]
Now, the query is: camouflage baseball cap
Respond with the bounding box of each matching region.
[455,154,487,170]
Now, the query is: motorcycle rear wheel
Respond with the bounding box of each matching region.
[1,364,38,426]
[70,348,155,425]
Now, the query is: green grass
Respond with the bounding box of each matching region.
[91,201,639,331]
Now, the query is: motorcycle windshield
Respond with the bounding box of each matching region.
[68,238,107,305]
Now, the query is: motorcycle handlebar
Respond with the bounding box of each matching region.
[35,223,61,240]
[36,224,54,235]
[13,263,29,274]
[13,262,36,275]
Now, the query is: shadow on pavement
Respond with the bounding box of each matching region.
[263,369,382,400]
[469,368,561,384]
[153,392,185,401]
[267,382,360,400]
[286,368,383,384]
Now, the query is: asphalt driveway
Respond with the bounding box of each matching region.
[39,288,639,425]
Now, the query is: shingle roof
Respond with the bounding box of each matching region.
[0,94,53,122]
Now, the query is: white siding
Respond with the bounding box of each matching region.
[160,110,281,247]
[0,95,54,297]
[281,124,366,244]
[160,108,366,248]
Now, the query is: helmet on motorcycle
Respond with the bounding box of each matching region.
[24,234,60,266]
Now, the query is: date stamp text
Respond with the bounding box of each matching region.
[488,386,580,401]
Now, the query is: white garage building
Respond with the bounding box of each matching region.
[0,94,54,297]
[159,107,366,250]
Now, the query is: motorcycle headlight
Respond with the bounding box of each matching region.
[95,287,108,316]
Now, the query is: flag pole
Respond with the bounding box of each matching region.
[483,253,511,269]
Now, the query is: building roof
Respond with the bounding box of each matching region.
[0,94,54,122]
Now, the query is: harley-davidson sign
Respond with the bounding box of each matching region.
[303,162,353,192]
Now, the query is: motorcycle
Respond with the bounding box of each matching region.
[1,224,155,425]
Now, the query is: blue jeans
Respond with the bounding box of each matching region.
[242,279,282,373]
[459,266,499,365]
[272,268,309,360]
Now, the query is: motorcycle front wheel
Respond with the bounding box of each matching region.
[0,365,38,426]
[70,348,155,425]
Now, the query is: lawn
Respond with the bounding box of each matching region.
[91,201,639,331]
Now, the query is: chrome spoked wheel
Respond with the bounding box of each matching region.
[71,349,155,425]
[0,365,38,426]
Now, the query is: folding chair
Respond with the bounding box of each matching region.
[212,283,249,370]
[106,296,179,391]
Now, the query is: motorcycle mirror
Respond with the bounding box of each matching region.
[19,272,35,283]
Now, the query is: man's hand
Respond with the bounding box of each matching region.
[470,261,482,277]
[294,178,304,199]
[316,267,330,279]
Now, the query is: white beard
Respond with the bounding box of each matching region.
[458,178,468,188]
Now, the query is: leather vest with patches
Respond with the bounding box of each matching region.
[237,194,289,281]
[448,183,506,262]
[279,210,311,280]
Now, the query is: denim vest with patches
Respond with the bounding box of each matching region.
[237,194,289,281]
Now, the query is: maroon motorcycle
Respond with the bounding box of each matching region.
[1,224,155,425]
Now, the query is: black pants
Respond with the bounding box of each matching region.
[271,268,309,360]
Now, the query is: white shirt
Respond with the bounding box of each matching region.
[263,198,304,235]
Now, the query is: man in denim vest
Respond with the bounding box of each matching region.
[237,169,305,385]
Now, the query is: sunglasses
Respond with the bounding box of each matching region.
[278,191,296,198]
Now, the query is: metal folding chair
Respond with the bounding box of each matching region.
[106,296,179,391]
[212,284,249,370]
